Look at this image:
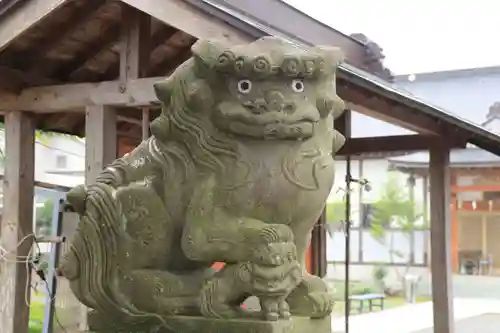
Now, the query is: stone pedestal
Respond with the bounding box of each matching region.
[88,315,331,333]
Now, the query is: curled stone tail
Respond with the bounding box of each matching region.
[60,184,172,330]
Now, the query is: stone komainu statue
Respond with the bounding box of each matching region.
[59,37,346,332]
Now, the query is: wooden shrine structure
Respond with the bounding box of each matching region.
[1,1,500,333]
[390,148,500,274]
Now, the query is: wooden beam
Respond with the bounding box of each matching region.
[119,0,252,44]
[119,5,151,80]
[339,84,442,135]
[0,77,161,112]
[429,142,455,333]
[0,0,70,51]
[0,111,35,333]
[338,134,466,156]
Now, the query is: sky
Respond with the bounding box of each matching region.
[284,0,499,75]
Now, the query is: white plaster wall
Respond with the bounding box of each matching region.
[330,158,427,221]
[0,131,85,188]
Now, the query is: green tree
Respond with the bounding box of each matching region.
[369,172,427,277]
[326,200,346,224]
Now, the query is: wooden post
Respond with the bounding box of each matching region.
[481,214,487,263]
[120,6,150,81]
[451,196,459,272]
[79,105,117,330]
[429,142,455,333]
[0,111,35,333]
[358,159,364,262]
[408,173,416,264]
[142,107,150,140]
[423,175,429,266]
[85,105,117,182]
[310,209,327,277]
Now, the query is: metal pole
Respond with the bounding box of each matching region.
[42,195,65,333]
[344,156,352,333]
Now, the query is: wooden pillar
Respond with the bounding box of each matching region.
[80,105,117,330]
[451,196,459,272]
[0,111,35,333]
[408,174,416,264]
[120,6,150,81]
[429,142,455,333]
[358,159,364,262]
[310,209,327,277]
[423,175,429,266]
[481,214,487,262]
[85,105,117,182]
[142,107,150,140]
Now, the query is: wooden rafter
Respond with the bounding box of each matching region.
[150,25,180,50]
[14,0,105,75]
[0,0,70,51]
[0,65,56,92]
[148,48,192,76]
[55,24,122,80]
[119,0,252,44]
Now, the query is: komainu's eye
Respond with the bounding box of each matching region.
[237,79,252,94]
[291,79,305,93]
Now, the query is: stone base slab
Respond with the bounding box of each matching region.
[88,315,331,333]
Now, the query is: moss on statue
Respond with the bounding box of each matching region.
[59,37,345,333]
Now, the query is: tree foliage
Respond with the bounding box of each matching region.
[369,172,428,267]
[370,173,426,237]
[326,200,346,224]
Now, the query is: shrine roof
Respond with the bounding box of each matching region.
[388,148,500,168]
[0,0,499,157]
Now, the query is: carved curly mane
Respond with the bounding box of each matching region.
[150,59,240,172]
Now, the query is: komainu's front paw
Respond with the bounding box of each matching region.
[66,184,87,214]
[251,224,297,266]
[287,274,335,318]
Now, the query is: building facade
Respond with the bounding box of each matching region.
[327,66,500,283]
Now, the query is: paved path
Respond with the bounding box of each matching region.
[413,314,500,333]
[332,298,500,333]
